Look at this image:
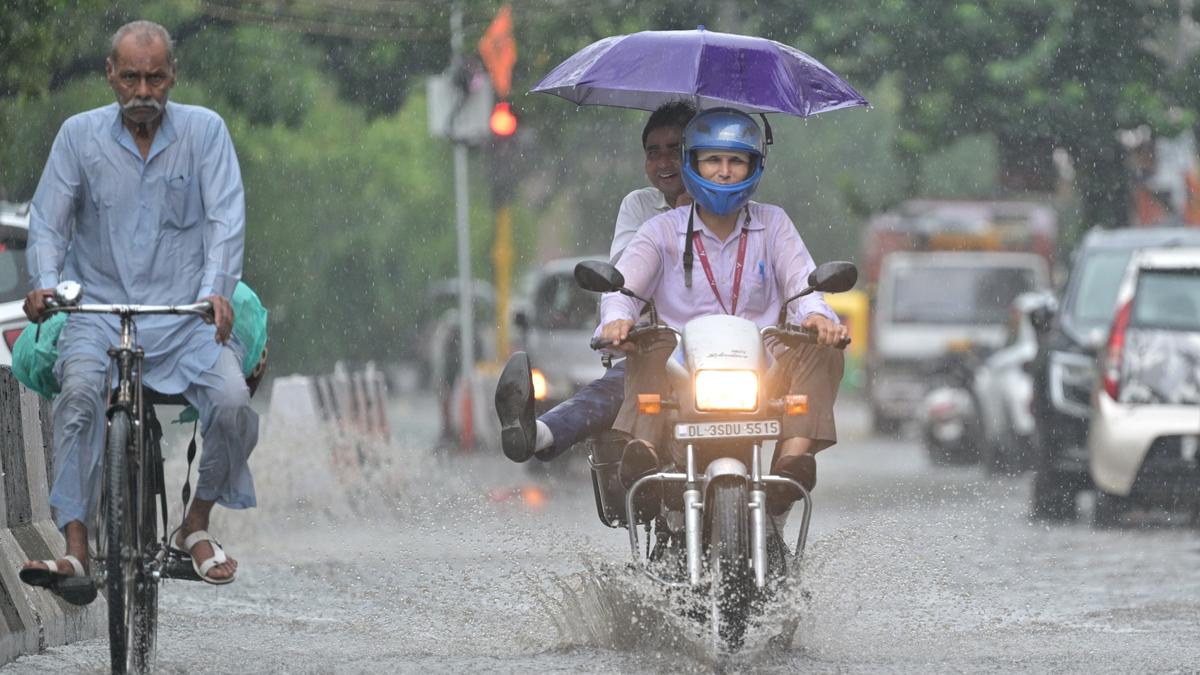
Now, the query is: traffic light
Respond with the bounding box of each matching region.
[489,101,518,137]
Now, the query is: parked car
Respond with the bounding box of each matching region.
[0,201,31,366]
[1029,226,1200,520]
[972,290,1057,474]
[513,256,606,415]
[1088,247,1200,527]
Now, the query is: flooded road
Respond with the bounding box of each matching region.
[5,396,1200,673]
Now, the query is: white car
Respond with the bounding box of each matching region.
[0,201,31,366]
[1088,246,1200,527]
[972,290,1056,474]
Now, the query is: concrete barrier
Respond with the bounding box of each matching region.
[0,366,104,666]
[313,362,390,440]
[264,363,391,479]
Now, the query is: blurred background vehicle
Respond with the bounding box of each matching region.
[870,247,1050,434]
[1088,246,1200,528]
[0,201,30,366]
[512,256,606,417]
[862,199,1055,434]
[1029,226,1200,520]
[971,289,1058,475]
[917,339,985,466]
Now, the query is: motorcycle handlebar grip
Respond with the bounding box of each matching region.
[590,337,614,350]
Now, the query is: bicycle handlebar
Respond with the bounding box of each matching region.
[42,300,214,320]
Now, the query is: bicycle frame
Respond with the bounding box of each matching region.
[42,292,211,674]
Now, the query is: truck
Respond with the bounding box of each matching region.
[862,200,1056,433]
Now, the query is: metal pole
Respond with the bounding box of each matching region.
[452,2,476,446]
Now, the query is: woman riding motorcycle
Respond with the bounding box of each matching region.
[599,107,849,536]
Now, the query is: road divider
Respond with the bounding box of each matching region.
[265,363,391,479]
[0,366,104,666]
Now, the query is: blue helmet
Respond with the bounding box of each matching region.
[680,108,766,216]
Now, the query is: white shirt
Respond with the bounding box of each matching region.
[609,186,672,263]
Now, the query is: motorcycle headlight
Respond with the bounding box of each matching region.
[694,370,758,412]
[531,368,548,401]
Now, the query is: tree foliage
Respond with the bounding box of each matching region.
[794,0,1200,232]
[10,0,1190,371]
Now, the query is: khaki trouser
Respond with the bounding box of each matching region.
[614,338,844,466]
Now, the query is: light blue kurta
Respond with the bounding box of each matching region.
[28,101,245,393]
[28,102,256,529]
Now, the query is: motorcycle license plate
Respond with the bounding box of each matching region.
[674,420,780,440]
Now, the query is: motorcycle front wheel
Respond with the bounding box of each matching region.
[706,478,753,651]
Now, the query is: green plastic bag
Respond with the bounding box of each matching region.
[12,282,269,407]
[11,312,68,399]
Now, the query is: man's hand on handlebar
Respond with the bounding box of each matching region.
[202,295,235,344]
[799,314,849,348]
[599,318,637,351]
[23,288,55,322]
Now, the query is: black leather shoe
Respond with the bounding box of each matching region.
[767,452,817,516]
[620,439,663,523]
[495,352,536,463]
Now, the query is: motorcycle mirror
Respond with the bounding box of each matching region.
[574,261,626,293]
[806,261,858,294]
[778,261,859,325]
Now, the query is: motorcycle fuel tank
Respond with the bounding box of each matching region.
[682,315,766,372]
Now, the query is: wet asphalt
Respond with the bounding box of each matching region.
[4,395,1200,673]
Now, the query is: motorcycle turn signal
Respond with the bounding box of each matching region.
[636,393,678,415]
[770,395,808,416]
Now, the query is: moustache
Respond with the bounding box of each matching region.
[121,97,163,113]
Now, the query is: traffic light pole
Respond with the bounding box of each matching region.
[451,2,476,447]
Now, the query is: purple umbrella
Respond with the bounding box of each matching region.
[530,27,868,118]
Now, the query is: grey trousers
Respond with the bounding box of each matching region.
[48,348,258,530]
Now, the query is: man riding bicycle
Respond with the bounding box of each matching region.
[18,20,256,598]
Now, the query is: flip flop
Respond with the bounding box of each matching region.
[175,529,237,585]
[18,555,98,606]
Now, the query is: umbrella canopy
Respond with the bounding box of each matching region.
[531,27,867,118]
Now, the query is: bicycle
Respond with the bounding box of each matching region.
[43,280,214,674]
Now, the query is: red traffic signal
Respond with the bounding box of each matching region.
[490,102,518,137]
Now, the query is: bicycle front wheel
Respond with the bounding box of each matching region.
[103,408,132,673]
[127,414,161,674]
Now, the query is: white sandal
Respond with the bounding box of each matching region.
[176,530,237,585]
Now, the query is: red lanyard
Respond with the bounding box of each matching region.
[692,227,750,315]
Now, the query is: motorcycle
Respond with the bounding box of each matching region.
[917,342,985,466]
[575,259,856,651]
